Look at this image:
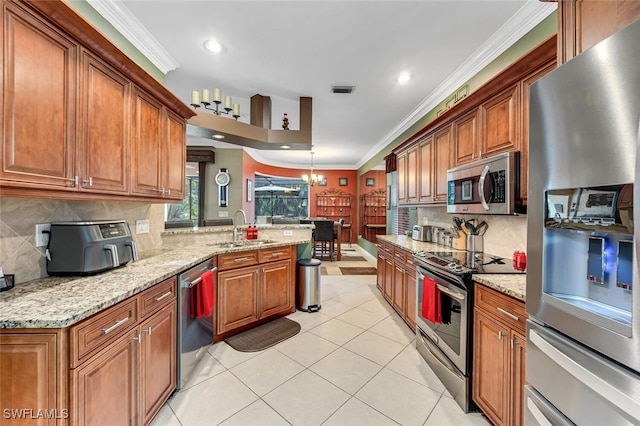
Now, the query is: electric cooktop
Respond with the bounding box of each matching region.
[414,250,526,275]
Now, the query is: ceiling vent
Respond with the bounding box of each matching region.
[331,85,355,94]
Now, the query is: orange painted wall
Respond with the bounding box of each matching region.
[242,151,358,241]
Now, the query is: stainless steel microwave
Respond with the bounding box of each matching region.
[447,152,520,215]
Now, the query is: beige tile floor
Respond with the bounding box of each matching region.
[151,246,490,426]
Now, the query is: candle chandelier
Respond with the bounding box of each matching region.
[302,148,323,186]
[190,88,240,120]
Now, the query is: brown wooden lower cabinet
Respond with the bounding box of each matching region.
[214,246,295,342]
[0,277,178,426]
[216,266,260,334]
[0,330,68,426]
[139,304,177,426]
[473,283,527,426]
[376,242,417,331]
[376,246,385,292]
[261,259,293,318]
[72,329,139,426]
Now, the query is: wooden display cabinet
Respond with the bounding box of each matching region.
[315,189,352,244]
[361,188,386,243]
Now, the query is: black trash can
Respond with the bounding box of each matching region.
[296,258,321,312]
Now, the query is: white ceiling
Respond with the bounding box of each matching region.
[95,0,555,170]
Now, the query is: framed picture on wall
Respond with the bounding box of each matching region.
[366,178,375,186]
[339,177,348,186]
[246,179,253,202]
[319,177,327,186]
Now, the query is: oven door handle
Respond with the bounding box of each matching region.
[478,165,491,211]
[417,265,466,288]
[436,283,465,301]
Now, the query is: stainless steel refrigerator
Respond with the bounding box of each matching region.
[526,19,640,425]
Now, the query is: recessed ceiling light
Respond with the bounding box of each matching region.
[280,145,291,149]
[212,134,225,139]
[397,72,411,84]
[204,39,224,53]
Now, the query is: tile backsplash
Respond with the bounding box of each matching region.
[0,197,164,283]
[417,206,527,259]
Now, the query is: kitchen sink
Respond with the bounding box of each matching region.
[243,239,276,246]
[208,240,276,248]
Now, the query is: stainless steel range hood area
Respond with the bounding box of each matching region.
[187,95,312,150]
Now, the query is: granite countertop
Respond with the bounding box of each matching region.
[0,238,309,329]
[473,274,526,302]
[377,235,526,302]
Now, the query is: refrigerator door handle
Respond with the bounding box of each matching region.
[530,329,640,421]
[526,396,554,426]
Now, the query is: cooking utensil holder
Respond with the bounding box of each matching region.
[466,235,484,253]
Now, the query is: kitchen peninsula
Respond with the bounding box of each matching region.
[0,225,311,426]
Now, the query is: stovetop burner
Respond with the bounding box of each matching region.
[415,250,525,275]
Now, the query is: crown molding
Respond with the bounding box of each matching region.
[357,1,557,169]
[86,0,179,74]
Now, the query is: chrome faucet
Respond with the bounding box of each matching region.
[233,209,247,242]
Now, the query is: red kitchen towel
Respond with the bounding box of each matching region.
[421,276,442,324]
[195,270,215,318]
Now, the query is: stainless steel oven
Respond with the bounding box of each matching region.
[414,249,525,413]
[416,264,473,412]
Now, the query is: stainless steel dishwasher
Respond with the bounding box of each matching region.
[177,257,216,390]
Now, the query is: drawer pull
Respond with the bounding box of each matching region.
[269,252,283,257]
[497,307,520,321]
[234,257,249,262]
[154,291,172,302]
[101,317,129,335]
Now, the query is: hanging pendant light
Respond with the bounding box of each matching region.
[302,148,323,186]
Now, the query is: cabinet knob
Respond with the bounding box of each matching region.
[479,150,484,158]
[83,177,93,186]
[133,333,141,343]
[498,331,506,340]
[143,327,152,335]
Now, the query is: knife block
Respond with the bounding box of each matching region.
[451,234,467,250]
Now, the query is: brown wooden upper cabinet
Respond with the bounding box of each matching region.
[396,147,418,204]
[453,85,519,167]
[1,2,78,191]
[397,151,406,203]
[558,0,640,64]
[131,89,185,200]
[80,50,132,195]
[0,0,193,202]
[392,35,556,208]
[432,125,452,202]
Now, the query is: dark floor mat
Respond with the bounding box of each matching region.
[339,267,378,275]
[340,256,367,262]
[225,317,301,352]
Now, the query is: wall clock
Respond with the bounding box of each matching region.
[215,168,230,207]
